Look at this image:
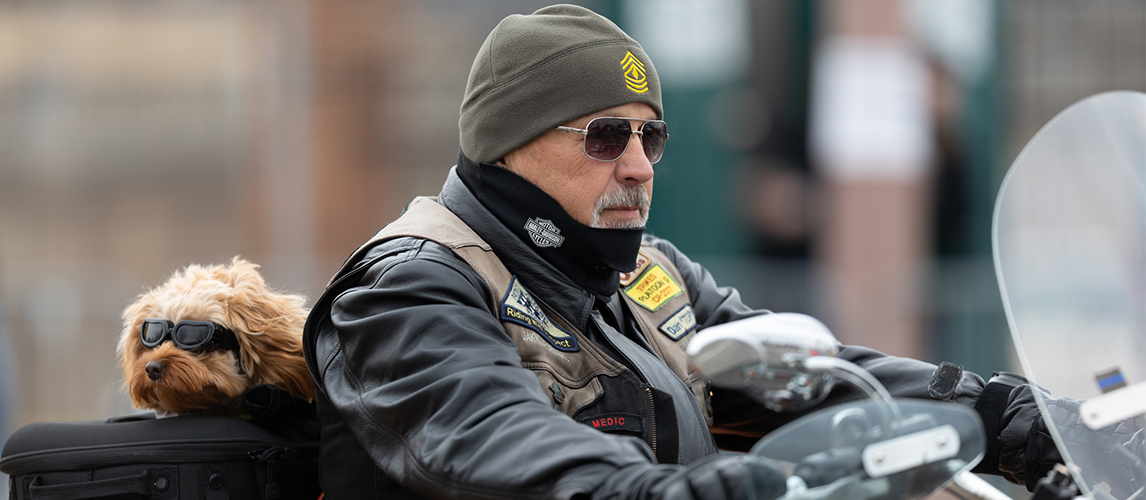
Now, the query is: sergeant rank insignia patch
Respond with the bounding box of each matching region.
[501,276,579,352]
[658,304,696,341]
[621,51,649,94]
[624,264,683,312]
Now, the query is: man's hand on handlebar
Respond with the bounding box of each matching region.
[593,454,788,500]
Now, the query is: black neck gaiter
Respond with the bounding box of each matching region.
[456,153,644,297]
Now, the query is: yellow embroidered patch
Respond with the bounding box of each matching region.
[621,51,649,94]
[624,264,683,312]
[619,251,651,286]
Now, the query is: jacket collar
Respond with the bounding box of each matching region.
[439,166,599,333]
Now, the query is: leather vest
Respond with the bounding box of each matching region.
[335,197,713,462]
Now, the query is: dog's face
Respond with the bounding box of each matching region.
[119,257,314,416]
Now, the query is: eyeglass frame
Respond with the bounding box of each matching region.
[139,318,241,355]
[554,116,669,164]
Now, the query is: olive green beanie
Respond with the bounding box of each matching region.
[459,4,662,164]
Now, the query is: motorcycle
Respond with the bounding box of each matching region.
[688,312,989,500]
[686,90,1146,500]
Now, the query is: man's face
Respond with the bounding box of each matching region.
[503,103,656,229]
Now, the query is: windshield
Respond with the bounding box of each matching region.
[750,399,984,500]
[993,91,1146,495]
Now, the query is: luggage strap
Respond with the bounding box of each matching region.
[25,470,153,500]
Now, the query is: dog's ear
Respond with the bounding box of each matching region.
[118,294,152,391]
[249,348,316,401]
[222,257,315,400]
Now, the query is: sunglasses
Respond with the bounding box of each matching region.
[140,318,241,354]
[555,117,669,164]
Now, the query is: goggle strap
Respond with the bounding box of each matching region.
[213,327,242,355]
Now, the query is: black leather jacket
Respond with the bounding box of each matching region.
[303,168,991,499]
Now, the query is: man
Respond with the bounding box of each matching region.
[303,5,1056,499]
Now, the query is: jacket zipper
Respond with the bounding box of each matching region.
[592,311,662,459]
[644,386,657,457]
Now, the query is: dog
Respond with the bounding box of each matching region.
[118,257,314,418]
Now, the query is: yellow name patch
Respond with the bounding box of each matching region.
[624,264,683,312]
[620,51,649,94]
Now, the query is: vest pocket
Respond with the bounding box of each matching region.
[531,369,603,415]
[687,372,713,427]
[570,372,679,464]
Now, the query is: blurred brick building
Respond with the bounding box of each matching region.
[0,0,1140,458]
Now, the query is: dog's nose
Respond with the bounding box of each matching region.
[145,361,165,381]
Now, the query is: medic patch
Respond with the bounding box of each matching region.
[579,413,644,434]
[658,304,697,341]
[501,277,579,352]
[618,251,651,286]
[623,264,683,312]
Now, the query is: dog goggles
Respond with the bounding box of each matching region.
[555,117,669,164]
[140,319,241,354]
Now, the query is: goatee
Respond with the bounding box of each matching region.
[590,186,650,229]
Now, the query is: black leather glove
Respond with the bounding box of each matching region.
[989,377,1142,496]
[593,455,787,500]
[972,372,1044,486]
[1125,428,1145,465]
[1105,427,1145,499]
[995,380,1060,490]
[1039,400,1145,499]
[974,372,1067,490]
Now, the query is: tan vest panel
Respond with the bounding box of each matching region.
[337,197,711,424]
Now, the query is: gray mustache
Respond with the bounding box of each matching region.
[594,186,649,212]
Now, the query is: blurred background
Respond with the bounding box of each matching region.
[0,0,1142,493]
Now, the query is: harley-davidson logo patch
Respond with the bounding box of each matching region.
[525,218,564,248]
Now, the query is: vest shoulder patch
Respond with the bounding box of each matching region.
[619,251,651,286]
[501,276,579,352]
[658,304,697,340]
[623,264,683,312]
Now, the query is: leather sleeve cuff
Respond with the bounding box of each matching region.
[971,372,1028,476]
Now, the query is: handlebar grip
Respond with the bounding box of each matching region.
[947,471,1015,500]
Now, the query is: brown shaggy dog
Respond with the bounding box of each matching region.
[118,257,313,417]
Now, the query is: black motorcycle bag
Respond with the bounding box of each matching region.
[1,413,320,500]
